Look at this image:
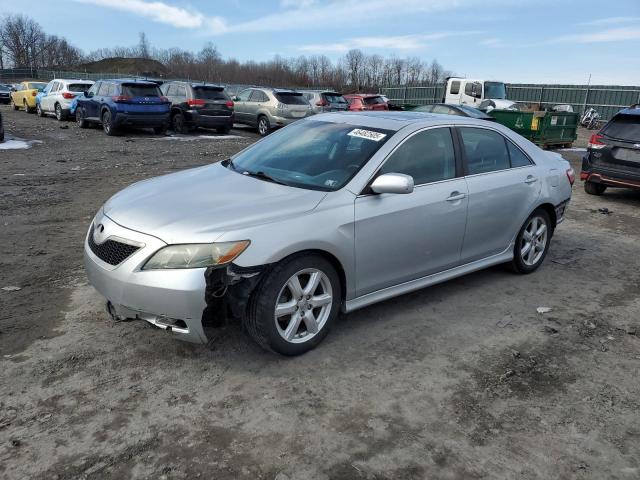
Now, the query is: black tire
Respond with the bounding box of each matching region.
[102,109,118,136]
[11,98,18,111]
[257,115,271,136]
[154,125,168,135]
[511,208,552,274]
[217,125,231,135]
[171,112,187,133]
[55,103,66,121]
[36,103,44,117]
[23,100,33,113]
[584,181,606,195]
[244,254,341,356]
[76,107,88,128]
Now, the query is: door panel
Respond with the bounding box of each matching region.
[354,179,469,296]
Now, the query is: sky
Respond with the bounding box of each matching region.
[1,0,639,85]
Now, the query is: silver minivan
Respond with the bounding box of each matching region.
[233,87,314,136]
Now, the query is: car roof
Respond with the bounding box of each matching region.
[104,78,161,85]
[50,79,94,83]
[344,93,381,98]
[616,106,640,117]
[309,111,502,131]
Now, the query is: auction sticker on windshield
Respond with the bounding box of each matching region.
[348,129,387,142]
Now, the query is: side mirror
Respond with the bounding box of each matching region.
[370,173,414,194]
[232,96,239,101]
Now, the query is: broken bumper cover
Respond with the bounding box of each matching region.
[84,214,209,344]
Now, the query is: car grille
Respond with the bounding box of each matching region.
[88,224,140,266]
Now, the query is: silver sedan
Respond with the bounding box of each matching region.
[85,112,574,355]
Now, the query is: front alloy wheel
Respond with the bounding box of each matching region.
[511,209,551,273]
[275,269,333,344]
[244,254,340,355]
[258,116,270,136]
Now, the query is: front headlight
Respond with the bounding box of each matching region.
[142,241,250,270]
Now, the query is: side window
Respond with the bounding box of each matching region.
[160,83,170,95]
[379,128,456,185]
[88,82,100,96]
[250,90,266,102]
[432,105,450,114]
[176,86,187,98]
[506,140,532,167]
[460,127,510,175]
[236,89,252,102]
[96,82,109,96]
[464,82,473,96]
[450,81,460,95]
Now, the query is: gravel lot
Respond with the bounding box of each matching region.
[1,106,639,480]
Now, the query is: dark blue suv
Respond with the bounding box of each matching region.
[75,79,170,136]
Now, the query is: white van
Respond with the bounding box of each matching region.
[443,77,512,109]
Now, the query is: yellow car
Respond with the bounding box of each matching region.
[10,81,48,113]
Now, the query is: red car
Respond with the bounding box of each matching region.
[344,94,389,111]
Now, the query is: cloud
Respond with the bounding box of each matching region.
[579,16,640,26]
[75,0,500,35]
[550,27,640,44]
[299,31,482,53]
[479,37,503,47]
[74,0,228,31]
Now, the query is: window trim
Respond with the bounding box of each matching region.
[454,125,535,178]
[360,125,464,195]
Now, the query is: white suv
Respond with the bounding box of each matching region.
[37,79,94,121]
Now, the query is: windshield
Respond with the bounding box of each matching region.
[228,120,394,191]
[194,87,228,100]
[275,92,308,105]
[69,83,93,93]
[484,82,506,100]
[323,93,347,104]
[602,115,640,142]
[121,84,161,97]
[28,82,48,91]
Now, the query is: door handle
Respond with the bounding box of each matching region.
[524,176,538,184]
[446,192,466,202]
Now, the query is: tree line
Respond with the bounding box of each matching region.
[0,14,453,90]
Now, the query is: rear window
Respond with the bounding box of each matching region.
[121,84,161,97]
[68,83,93,93]
[275,92,308,105]
[323,93,347,104]
[28,82,47,91]
[362,96,385,106]
[193,87,228,100]
[602,115,640,142]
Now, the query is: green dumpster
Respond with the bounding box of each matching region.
[488,110,578,148]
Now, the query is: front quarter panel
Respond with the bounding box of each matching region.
[218,189,357,300]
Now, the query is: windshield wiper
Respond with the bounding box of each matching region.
[242,170,289,186]
[222,158,236,170]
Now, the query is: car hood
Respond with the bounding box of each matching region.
[103,163,327,244]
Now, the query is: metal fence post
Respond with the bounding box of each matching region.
[582,85,590,115]
[538,86,544,106]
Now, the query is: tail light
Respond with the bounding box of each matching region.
[226,100,234,108]
[566,167,575,186]
[276,102,288,110]
[112,95,132,103]
[316,99,328,107]
[62,92,75,99]
[588,133,606,149]
[580,171,590,181]
[160,96,169,103]
[187,99,206,108]
[32,91,37,96]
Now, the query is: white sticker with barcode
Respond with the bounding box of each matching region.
[348,129,387,142]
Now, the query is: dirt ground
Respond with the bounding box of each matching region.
[1,107,639,480]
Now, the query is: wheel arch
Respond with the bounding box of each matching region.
[535,202,557,231]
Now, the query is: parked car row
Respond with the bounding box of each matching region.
[5,78,405,137]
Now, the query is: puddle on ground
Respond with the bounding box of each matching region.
[0,137,43,150]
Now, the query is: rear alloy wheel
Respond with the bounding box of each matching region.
[511,209,551,274]
[244,255,340,355]
[102,110,118,136]
[172,113,187,133]
[55,103,66,121]
[584,181,607,196]
[257,116,270,136]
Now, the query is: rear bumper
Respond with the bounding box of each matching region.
[186,110,234,128]
[114,112,170,128]
[269,113,310,126]
[581,154,640,190]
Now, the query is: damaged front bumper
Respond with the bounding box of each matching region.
[84,215,263,344]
